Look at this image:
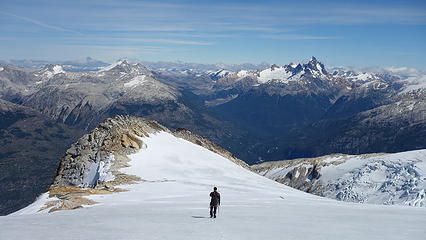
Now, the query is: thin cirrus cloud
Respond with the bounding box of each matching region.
[68,37,214,46]
[0,10,82,34]
[262,34,342,40]
[86,26,196,32]
[127,38,214,45]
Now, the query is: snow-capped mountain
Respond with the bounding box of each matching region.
[253,150,426,207]
[208,56,397,91]
[1,60,188,130]
[2,116,425,240]
[256,57,328,84]
[98,59,151,75]
[33,64,66,84]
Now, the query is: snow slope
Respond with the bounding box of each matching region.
[1,132,425,239]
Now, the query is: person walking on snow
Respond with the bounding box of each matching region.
[210,187,220,218]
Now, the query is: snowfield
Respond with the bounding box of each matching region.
[1,132,426,239]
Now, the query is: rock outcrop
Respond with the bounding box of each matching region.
[52,115,167,187]
[45,115,248,212]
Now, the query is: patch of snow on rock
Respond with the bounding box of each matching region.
[124,75,146,88]
[52,65,65,75]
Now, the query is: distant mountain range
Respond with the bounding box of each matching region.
[1,56,426,214]
[0,57,271,72]
[1,57,426,163]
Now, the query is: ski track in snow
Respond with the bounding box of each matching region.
[2,132,426,240]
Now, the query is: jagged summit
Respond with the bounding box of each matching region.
[207,57,330,85]
[255,57,329,84]
[99,60,150,74]
[303,56,328,76]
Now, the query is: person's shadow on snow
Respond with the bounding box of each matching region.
[191,216,208,218]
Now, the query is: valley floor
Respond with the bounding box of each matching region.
[1,132,425,240]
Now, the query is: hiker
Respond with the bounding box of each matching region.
[209,187,221,218]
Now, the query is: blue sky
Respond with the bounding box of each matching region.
[1,0,425,68]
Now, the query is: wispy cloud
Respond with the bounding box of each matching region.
[134,38,214,45]
[262,34,341,40]
[68,37,214,46]
[74,45,173,53]
[87,26,196,32]
[0,11,82,34]
[216,25,289,33]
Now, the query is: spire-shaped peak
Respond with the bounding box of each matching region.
[304,57,327,76]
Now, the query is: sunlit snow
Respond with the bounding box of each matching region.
[2,132,425,240]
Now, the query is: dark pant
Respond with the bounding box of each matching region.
[210,205,217,217]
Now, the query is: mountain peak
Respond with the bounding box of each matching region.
[99,60,130,72]
[99,60,149,74]
[304,57,327,76]
[40,64,65,77]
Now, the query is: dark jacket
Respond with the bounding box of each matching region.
[210,191,221,206]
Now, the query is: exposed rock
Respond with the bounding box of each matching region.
[42,185,122,213]
[52,115,167,187]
